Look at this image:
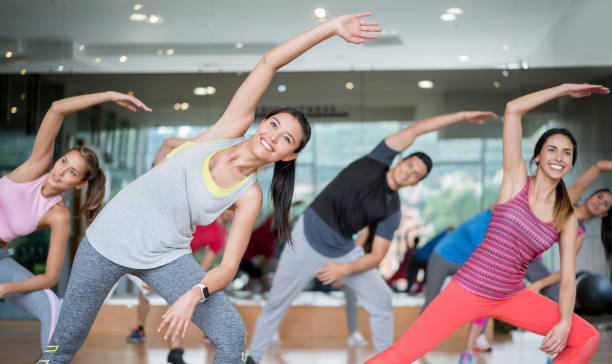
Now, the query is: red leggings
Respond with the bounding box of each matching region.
[366,281,599,364]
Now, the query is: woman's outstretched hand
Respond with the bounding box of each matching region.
[331,12,381,44]
[564,83,610,98]
[108,91,152,112]
[462,111,498,124]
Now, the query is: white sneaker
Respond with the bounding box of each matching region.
[347,331,368,347]
[473,334,492,352]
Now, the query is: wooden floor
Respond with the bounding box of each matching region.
[2,322,611,364]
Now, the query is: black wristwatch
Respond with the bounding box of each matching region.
[194,283,209,303]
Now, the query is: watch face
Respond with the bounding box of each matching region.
[202,286,210,298]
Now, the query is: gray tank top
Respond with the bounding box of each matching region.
[87,138,256,269]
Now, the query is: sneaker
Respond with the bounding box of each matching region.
[167,348,186,364]
[245,355,257,364]
[459,350,473,364]
[472,334,492,352]
[546,355,554,364]
[126,327,146,343]
[347,331,368,347]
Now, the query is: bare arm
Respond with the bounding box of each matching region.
[193,13,381,143]
[10,92,151,182]
[0,207,70,298]
[315,236,390,284]
[539,214,579,355]
[498,84,609,204]
[354,226,369,247]
[199,249,219,271]
[568,160,612,203]
[157,184,262,341]
[384,111,497,153]
[153,137,189,166]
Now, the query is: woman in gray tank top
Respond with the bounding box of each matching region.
[39,12,382,364]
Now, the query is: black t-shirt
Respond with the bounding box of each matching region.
[303,140,401,257]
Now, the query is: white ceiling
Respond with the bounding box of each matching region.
[2,0,611,74]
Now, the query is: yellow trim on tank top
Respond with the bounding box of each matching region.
[202,149,251,197]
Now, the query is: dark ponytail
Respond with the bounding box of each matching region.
[267,108,311,246]
[71,145,106,226]
[531,128,577,229]
[553,178,574,229]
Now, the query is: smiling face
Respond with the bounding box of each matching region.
[389,155,428,188]
[533,133,575,180]
[46,149,90,191]
[586,190,612,217]
[251,112,305,164]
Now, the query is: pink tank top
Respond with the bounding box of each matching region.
[0,173,63,242]
[453,177,558,300]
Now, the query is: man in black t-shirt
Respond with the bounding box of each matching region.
[247,111,497,363]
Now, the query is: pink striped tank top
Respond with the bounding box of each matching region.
[453,176,558,300]
[0,173,63,242]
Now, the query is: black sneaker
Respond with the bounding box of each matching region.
[167,348,186,364]
[245,355,257,364]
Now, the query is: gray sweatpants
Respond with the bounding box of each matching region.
[0,247,61,351]
[248,216,393,361]
[341,284,359,333]
[38,237,246,363]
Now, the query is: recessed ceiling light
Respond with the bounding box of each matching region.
[57,65,64,72]
[78,44,85,51]
[440,13,456,21]
[277,84,287,93]
[10,106,17,114]
[173,103,181,111]
[147,14,162,24]
[5,51,13,58]
[205,86,216,95]
[493,81,501,88]
[345,82,354,90]
[314,8,327,20]
[458,55,470,62]
[180,102,189,110]
[503,44,510,51]
[166,48,175,56]
[133,4,142,11]
[119,56,127,63]
[194,87,208,96]
[418,80,434,89]
[130,13,147,21]
[20,68,26,75]
[446,8,464,15]
[235,42,244,49]
[94,57,101,63]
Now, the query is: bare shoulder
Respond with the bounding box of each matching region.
[239,182,263,205]
[41,202,71,228]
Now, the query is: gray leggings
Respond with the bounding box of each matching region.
[0,247,61,351]
[38,237,246,363]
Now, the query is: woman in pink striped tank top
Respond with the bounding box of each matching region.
[366,83,610,364]
[0,91,150,351]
